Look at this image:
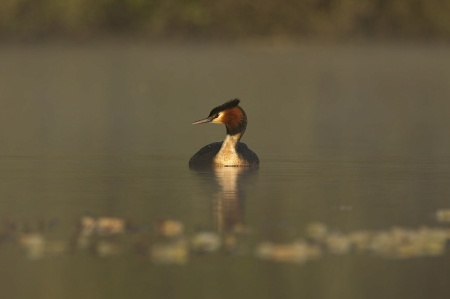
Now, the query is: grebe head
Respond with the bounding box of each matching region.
[192,99,247,136]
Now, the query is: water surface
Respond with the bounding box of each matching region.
[0,43,450,299]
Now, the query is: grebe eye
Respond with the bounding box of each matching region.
[215,114,220,118]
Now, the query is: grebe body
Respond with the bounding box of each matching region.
[189,99,259,167]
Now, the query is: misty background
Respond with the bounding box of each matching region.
[1,2,450,299]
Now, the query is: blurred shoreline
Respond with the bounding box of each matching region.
[1,36,450,51]
[1,0,450,44]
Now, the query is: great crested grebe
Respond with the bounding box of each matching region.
[189,99,259,167]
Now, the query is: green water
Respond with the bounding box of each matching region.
[0,43,450,299]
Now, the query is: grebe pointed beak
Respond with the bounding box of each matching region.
[192,117,213,125]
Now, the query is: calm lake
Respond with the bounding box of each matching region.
[0,43,450,299]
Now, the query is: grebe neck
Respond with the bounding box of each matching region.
[223,133,243,151]
[214,133,243,166]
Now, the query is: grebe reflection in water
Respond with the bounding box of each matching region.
[191,166,258,233]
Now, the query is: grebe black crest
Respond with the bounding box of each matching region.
[189,99,259,168]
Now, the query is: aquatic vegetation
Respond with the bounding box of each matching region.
[348,230,372,253]
[325,233,352,255]
[151,239,189,265]
[6,212,450,264]
[436,209,450,222]
[155,219,185,238]
[76,216,127,250]
[305,222,328,242]
[18,233,66,260]
[255,222,450,264]
[97,218,126,236]
[191,231,222,253]
[19,233,45,260]
[96,240,122,258]
[79,216,125,237]
[255,241,317,264]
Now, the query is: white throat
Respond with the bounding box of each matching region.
[214,134,242,166]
